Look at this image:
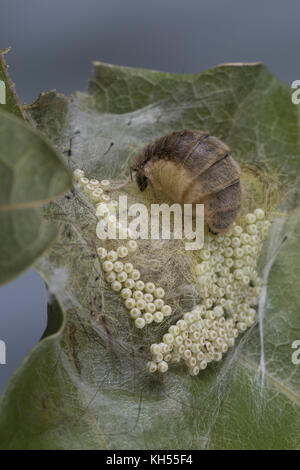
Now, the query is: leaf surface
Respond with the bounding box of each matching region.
[0,61,299,449]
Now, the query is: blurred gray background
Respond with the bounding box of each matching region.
[0,0,298,393]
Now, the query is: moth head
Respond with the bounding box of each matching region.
[130,166,148,192]
[130,150,149,192]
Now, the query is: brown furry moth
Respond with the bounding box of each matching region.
[131,129,242,234]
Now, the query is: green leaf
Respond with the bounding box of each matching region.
[0,50,72,285]
[0,62,299,449]
[0,110,72,284]
[0,48,25,119]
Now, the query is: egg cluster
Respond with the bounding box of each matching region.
[147,210,271,375]
[73,168,271,377]
[73,168,172,329]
